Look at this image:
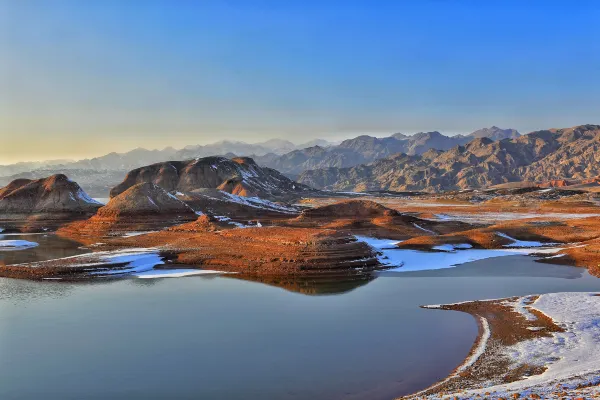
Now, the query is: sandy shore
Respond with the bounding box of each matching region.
[402,293,600,399]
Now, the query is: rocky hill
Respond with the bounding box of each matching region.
[0,127,514,195]
[0,174,102,231]
[60,182,197,235]
[0,174,102,214]
[297,125,600,192]
[466,126,521,141]
[110,156,315,201]
[256,127,518,177]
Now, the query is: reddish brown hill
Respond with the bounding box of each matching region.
[292,200,468,239]
[60,182,197,236]
[166,214,219,232]
[0,174,102,231]
[0,174,101,214]
[299,199,398,219]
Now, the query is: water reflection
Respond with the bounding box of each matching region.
[226,273,376,295]
[0,233,89,265]
[383,255,586,279]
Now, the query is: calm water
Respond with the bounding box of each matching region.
[0,233,89,265]
[1,248,600,399]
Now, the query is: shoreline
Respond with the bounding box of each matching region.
[402,293,600,399]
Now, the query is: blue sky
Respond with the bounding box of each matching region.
[1,0,599,162]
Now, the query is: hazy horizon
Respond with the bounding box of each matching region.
[0,127,488,164]
[2,1,599,163]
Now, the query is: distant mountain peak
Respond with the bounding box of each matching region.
[468,126,520,140]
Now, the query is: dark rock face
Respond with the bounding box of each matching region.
[297,125,600,192]
[0,174,101,214]
[110,156,314,201]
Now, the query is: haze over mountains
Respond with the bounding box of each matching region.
[0,127,520,196]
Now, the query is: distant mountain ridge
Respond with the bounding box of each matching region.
[0,127,519,196]
[255,127,520,177]
[297,124,599,192]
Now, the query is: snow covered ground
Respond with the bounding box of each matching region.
[433,212,600,223]
[120,231,158,238]
[431,293,600,399]
[12,248,229,279]
[88,249,165,276]
[355,235,563,272]
[496,232,557,248]
[0,240,39,251]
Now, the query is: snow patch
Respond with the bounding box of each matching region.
[496,232,556,248]
[449,293,600,398]
[76,188,103,205]
[432,243,473,252]
[0,240,39,251]
[355,236,563,272]
[133,268,228,278]
[89,250,164,276]
[121,231,157,238]
[413,223,437,235]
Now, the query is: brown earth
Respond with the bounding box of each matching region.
[58,182,197,236]
[402,296,566,399]
[287,199,472,240]
[0,174,102,232]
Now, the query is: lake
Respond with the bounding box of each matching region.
[1,244,600,400]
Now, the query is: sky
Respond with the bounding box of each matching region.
[1,0,599,163]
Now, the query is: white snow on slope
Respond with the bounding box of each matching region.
[354,236,401,249]
[121,231,158,238]
[503,295,539,321]
[496,232,556,248]
[432,243,473,252]
[75,188,103,205]
[441,293,600,399]
[413,223,437,235]
[0,240,39,251]
[89,249,164,276]
[507,293,600,385]
[432,212,600,223]
[219,191,297,213]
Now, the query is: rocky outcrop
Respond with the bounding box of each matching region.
[166,214,219,232]
[174,189,299,222]
[291,200,466,239]
[110,156,314,201]
[0,174,102,231]
[298,125,600,192]
[298,199,399,219]
[60,182,197,235]
[256,127,520,177]
[0,174,101,214]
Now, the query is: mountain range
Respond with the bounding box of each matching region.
[256,126,521,177]
[297,124,600,192]
[0,127,520,196]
